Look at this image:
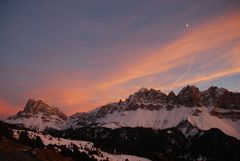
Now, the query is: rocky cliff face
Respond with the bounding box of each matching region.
[200,86,226,107]
[22,99,67,120]
[177,85,201,107]
[127,88,168,105]
[124,85,240,112]
[168,91,177,103]
[200,87,240,119]
[216,91,240,109]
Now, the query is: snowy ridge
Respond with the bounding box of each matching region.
[187,107,240,139]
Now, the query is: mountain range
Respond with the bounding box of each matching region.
[2,85,240,161]
[5,85,240,139]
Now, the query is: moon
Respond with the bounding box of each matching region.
[185,24,189,28]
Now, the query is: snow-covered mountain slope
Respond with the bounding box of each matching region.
[92,107,239,139]
[98,107,194,129]
[67,85,240,139]
[6,113,66,131]
[5,99,67,131]
[187,107,240,139]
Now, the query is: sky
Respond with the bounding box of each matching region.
[1,0,240,118]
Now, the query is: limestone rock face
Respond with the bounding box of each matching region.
[177,85,201,107]
[216,91,240,109]
[23,99,67,120]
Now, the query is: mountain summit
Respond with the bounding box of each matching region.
[177,85,201,107]
[22,99,67,119]
[6,99,67,131]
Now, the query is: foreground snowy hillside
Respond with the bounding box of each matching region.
[12,129,150,161]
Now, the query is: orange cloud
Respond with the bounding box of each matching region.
[169,67,240,90]
[94,10,240,91]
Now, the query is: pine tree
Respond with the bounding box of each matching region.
[34,136,44,148]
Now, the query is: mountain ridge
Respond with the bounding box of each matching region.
[4,85,240,139]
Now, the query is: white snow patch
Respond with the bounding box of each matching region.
[98,107,194,129]
[102,122,121,129]
[187,107,240,139]
[5,113,66,131]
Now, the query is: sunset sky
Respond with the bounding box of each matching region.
[1,0,240,118]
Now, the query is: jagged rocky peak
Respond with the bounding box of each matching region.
[168,91,177,102]
[200,86,240,109]
[204,86,227,97]
[22,99,67,120]
[138,87,149,93]
[215,90,240,110]
[127,87,167,105]
[23,99,52,113]
[178,85,201,107]
[207,86,227,96]
[201,86,228,107]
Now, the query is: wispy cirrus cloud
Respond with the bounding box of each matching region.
[94,10,240,91]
